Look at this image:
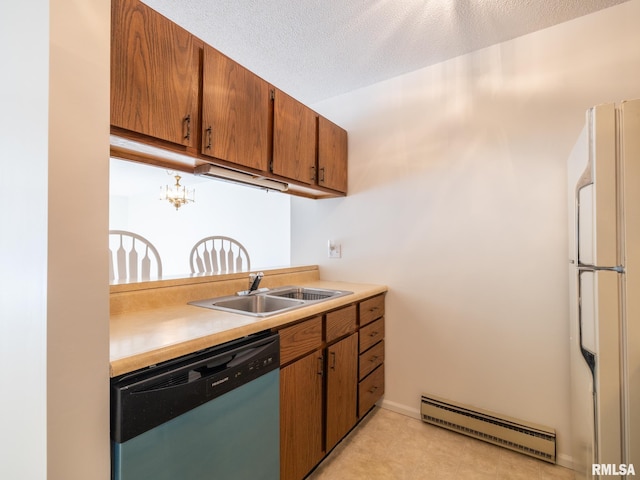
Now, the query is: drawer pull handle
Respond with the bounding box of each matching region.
[369,306,379,312]
[368,386,378,394]
[369,355,379,363]
[369,331,379,337]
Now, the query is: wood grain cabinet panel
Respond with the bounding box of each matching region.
[359,294,385,326]
[359,318,385,354]
[272,88,317,184]
[326,304,357,344]
[111,0,199,147]
[280,351,324,480]
[359,339,385,381]
[359,364,385,417]
[201,44,271,171]
[357,294,385,419]
[318,116,348,193]
[279,316,322,365]
[326,332,358,451]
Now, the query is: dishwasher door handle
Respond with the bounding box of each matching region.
[227,342,274,368]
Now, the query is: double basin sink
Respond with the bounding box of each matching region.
[188,286,353,317]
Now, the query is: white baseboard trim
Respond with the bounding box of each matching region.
[555,453,575,470]
[379,399,421,420]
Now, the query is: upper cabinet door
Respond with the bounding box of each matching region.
[111,0,198,147]
[272,89,317,185]
[201,45,270,172]
[318,116,348,193]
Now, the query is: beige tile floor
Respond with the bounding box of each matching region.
[307,407,576,480]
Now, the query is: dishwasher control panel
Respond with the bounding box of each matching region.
[208,347,278,396]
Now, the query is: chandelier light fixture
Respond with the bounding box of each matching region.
[161,172,195,210]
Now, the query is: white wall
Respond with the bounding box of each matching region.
[293,0,640,466]
[0,2,48,478]
[110,160,291,277]
[0,1,110,479]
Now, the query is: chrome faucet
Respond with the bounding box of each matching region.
[237,272,264,295]
[248,272,264,292]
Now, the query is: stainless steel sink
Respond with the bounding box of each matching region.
[188,286,353,317]
[190,295,304,317]
[266,286,351,301]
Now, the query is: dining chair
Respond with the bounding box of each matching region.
[189,236,250,274]
[109,230,163,282]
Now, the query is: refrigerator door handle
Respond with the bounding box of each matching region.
[577,269,597,376]
[574,159,593,268]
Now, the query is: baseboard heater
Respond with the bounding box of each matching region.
[420,394,556,463]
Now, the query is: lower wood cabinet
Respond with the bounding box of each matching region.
[278,293,386,480]
[358,294,385,418]
[326,332,358,451]
[280,350,324,480]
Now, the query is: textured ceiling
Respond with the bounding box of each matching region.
[141,0,628,104]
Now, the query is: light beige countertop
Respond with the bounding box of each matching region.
[110,273,387,377]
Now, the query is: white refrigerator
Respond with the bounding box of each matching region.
[568,99,640,479]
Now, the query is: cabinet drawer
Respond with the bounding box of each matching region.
[359,340,384,381]
[359,318,384,354]
[358,364,384,417]
[359,294,385,326]
[326,304,357,343]
[279,316,322,365]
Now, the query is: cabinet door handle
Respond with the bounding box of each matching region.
[319,167,325,183]
[317,356,324,376]
[183,114,191,140]
[205,126,212,150]
[310,165,316,181]
[330,351,336,370]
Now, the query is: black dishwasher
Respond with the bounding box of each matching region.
[111,330,280,480]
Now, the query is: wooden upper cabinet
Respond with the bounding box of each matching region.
[201,44,270,171]
[111,0,348,198]
[318,116,348,193]
[111,0,199,147]
[272,88,317,185]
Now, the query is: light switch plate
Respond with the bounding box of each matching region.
[328,240,342,258]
